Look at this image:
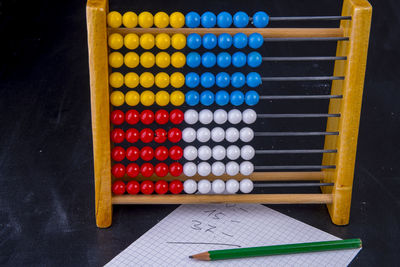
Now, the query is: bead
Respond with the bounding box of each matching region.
[109,72,124,88]
[233,11,249,27]
[215,72,230,88]
[241,145,255,160]
[168,128,182,143]
[140,51,155,68]
[139,33,155,49]
[107,11,122,28]
[140,180,154,195]
[187,33,201,49]
[169,180,183,194]
[248,33,264,49]
[155,146,169,161]
[226,145,240,160]
[245,90,260,106]
[201,11,216,28]
[232,52,246,68]
[170,12,185,28]
[112,163,125,178]
[185,72,200,88]
[154,12,169,28]
[198,162,211,176]
[212,145,226,160]
[215,90,230,106]
[170,91,185,106]
[184,109,198,125]
[126,146,140,160]
[125,90,140,106]
[124,33,139,50]
[171,52,186,68]
[155,33,170,50]
[183,179,197,194]
[140,163,154,178]
[198,145,212,161]
[140,146,154,160]
[155,73,170,89]
[122,12,138,28]
[138,12,153,28]
[226,161,239,176]
[216,52,231,69]
[212,162,225,177]
[155,52,170,68]
[228,109,242,124]
[187,52,201,68]
[230,90,245,106]
[202,52,216,68]
[155,163,169,178]
[140,72,154,88]
[110,91,124,106]
[240,127,254,142]
[111,128,125,143]
[140,110,154,125]
[171,33,186,50]
[246,72,262,88]
[212,178,225,193]
[126,163,140,178]
[111,110,124,125]
[140,90,155,106]
[112,181,125,195]
[169,162,183,176]
[109,52,123,68]
[183,163,197,177]
[186,90,200,106]
[231,72,246,88]
[186,11,200,28]
[217,12,232,28]
[126,180,140,194]
[126,129,139,143]
[226,128,240,143]
[111,146,125,161]
[197,127,211,143]
[247,51,262,68]
[214,109,228,124]
[198,179,211,194]
[253,11,269,28]
[200,73,215,88]
[170,109,184,124]
[242,109,257,124]
[169,146,183,160]
[125,72,139,88]
[139,128,154,143]
[211,127,225,142]
[155,180,168,194]
[233,33,247,49]
[108,33,123,50]
[126,110,140,125]
[239,178,254,193]
[182,128,196,143]
[154,128,167,143]
[184,146,197,161]
[200,90,214,106]
[199,109,213,124]
[202,33,217,49]
[226,179,239,194]
[240,161,254,175]
[170,72,185,88]
[218,33,232,49]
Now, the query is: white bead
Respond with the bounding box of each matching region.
[198,145,212,161]
[226,179,239,194]
[184,146,198,161]
[228,109,242,124]
[211,162,225,176]
[240,161,254,175]
[242,109,257,124]
[240,178,254,193]
[197,162,211,176]
[241,145,255,160]
[198,179,212,194]
[184,109,198,125]
[211,127,225,142]
[183,162,197,177]
[183,179,197,194]
[226,161,239,176]
[182,128,196,143]
[212,145,226,160]
[212,179,225,194]
[225,127,239,142]
[214,109,228,124]
[199,109,213,124]
[197,127,211,143]
[240,127,254,142]
[226,145,240,160]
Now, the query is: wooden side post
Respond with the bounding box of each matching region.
[87,0,112,228]
[322,0,372,225]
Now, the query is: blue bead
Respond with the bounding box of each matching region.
[186,90,200,106]
[201,72,215,88]
[245,90,259,106]
[216,52,231,68]
[233,33,247,49]
[185,12,201,28]
[247,51,262,67]
[233,11,249,27]
[215,90,230,106]
[253,11,269,28]
[231,72,246,88]
[217,12,232,28]
[185,72,200,88]
[202,33,217,49]
[201,52,216,68]
[201,12,216,28]
[200,90,215,106]
[216,72,230,88]
[246,72,261,87]
[187,33,202,49]
[230,90,245,106]
[218,33,232,49]
[186,52,201,68]
[232,52,246,68]
[248,33,264,49]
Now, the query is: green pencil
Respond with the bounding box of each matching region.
[189,238,362,261]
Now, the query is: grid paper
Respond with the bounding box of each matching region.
[106,204,360,266]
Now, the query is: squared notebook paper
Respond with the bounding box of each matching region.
[106,204,360,266]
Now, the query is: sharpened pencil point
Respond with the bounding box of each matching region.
[189,256,193,258]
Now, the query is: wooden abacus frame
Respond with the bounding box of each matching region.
[86,0,371,228]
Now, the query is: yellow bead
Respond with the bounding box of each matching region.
[109,52,124,68]
[125,72,139,88]
[171,52,186,68]
[155,72,170,88]
[155,91,170,106]
[107,11,122,28]
[170,12,185,28]
[122,11,138,28]
[124,52,139,68]
[170,91,185,106]
[155,52,170,68]
[140,90,155,106]
[140,33,155,50]
[124,33,139,49]
[109,72,124,88]
[154,12,169,28]
[110,91,125,106]
[138,12,153,28]
[140,52,155,68]
[108,33,123,50]
[171,33,186,50]
[170,72,185,88]
[125,91,140,106]
[155,33,171,50]
[140,72,154,88]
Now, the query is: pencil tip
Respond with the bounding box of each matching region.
[189,256,193,258]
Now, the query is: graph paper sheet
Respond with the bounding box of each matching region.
[106,204,360,266]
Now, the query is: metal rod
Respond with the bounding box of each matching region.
[269,16,351,21]
[262,56,347,61]
[257,114,340,118]
[262,76,344,81]
[264,37,349,42]
[255,132,339,136]
[260,95,343,100]
[255,165,336,170]
[254,182,334,188]
[256,149,337,154]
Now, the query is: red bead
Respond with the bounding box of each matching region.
[125,110,140,125]
[140,180,154,195]
[170,109,184,124]
[126,180,140,195]
[140,163,154,177]
[126,146,140,161]
[111,110,124,125]
[140,146,154,161]
[126,163,140,178]
[126,129,139,143]
[169,180,183,194]
[169,146,183,160]
[155,163,169,177]
[155,109,169,125]
[112,163,125,178]
[154,128,167,144]
[169,162,183,177]
[168,128,182,143]
[112,181,126,195]
[155,180,169,194]
[111,128,125,143]
[111,146,125,161]
[140,110,155,125]
[155,146,169,161]
[140,128,154,143]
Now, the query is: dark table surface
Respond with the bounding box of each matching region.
[0,0,399,266]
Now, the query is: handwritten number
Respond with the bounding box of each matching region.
[191,220,202,230]
[205,224,216,233]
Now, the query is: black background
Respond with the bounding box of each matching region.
[0,0,399,266]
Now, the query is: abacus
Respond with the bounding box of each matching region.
[86,0,372,228]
